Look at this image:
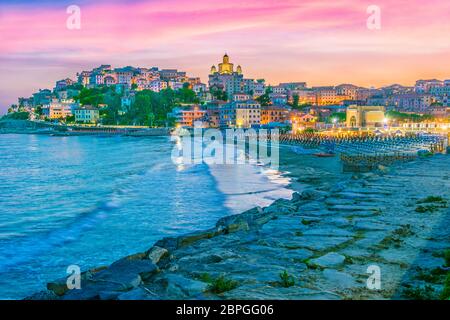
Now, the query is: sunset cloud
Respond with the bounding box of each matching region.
[1,0,450,111]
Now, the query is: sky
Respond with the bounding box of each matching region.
[1,0,450,112]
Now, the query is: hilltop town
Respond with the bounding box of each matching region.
[3,54,450,132]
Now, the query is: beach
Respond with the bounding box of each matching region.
[25,140,450,300]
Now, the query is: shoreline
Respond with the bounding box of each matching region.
[27,147,450,300]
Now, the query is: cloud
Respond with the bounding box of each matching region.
[0,0,450,111]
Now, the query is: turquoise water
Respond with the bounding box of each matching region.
[0,134,291,299]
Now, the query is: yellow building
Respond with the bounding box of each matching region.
[346,105,385,128]
[210,53,243,75]
[219,100,261,128]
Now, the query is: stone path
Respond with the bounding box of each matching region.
[32,155,450,300]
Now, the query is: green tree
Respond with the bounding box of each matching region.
[256,87,272,106]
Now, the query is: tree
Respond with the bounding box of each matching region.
[177,83,199,103]
[256,87,272,106]
[35,106,43,116]
[210,87,228,101]
[328,112,346,123]
[291,94,300,109]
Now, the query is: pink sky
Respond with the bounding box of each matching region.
[1,0,450,111]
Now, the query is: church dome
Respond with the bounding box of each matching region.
[223,53,230,64]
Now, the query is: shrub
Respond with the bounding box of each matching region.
[279,270,295,288]
[402,285,437,300]
[208,275,238,294]
[440,274,450,300]
[199,273,213,283]
[444,249,450,268]
[417,196,446,204]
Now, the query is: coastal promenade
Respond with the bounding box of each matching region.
[0,119,172,136]
[30,152,450,300]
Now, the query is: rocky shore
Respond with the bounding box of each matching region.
[28,153,450,300]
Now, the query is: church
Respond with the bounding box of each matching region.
[208,54,263,100]
[210,53,242,75]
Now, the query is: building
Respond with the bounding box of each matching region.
[269,93,288,105]
[77,71,92,86]
[232,93,251,102]
[42,101,75,119]
[149,80,168,92]
[168,106,207,127]
[74,106,100,123]
[346,105,385,128]
[219,100,261,128]
[335,84,359,100]
[55,78,75,91]
[391,93,435,113]
[33,89,53,106]
[159,69,187,82]
[312,86,351,106]
[415,79,443,93]
[260,105,290,125]
[290,110,318,132]
[209,54,264,99]
[204,100,226,128]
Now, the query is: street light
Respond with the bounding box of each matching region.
[332,117,338,129]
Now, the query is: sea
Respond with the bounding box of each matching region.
[0,134,292,299]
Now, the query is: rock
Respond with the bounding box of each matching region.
[108,258,158,282]
[325,198,356,206]
[302,227,354,237]
[328,205,382,212]
[222,284,341,300]
[177,228,221,248]
[354,220,393,231]
[147,246,169,265]
[309,252,346,268]
[47,279,69,297]
[178,249,239,265]
[62,260,158,300]
[25,290,59,300]
[47,266,107,296]
[267,236,350,251]
[322,269,357,289]
[300,189,327,200]
[155,236,179,251]
[291,192,302,202]
[117,287,154,300]
[164,274,208,297]
[122,252,147,261]
[98,291,121,300]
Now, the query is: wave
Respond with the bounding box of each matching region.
[0,161,165,273]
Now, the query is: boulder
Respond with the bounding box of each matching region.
[47,266,107,296]
[177,228,220,248]
[300,189,327,200]
[117,287,154,300]
[164,274,208,297]
[147,246,169,265]
[309,252,346,268]
[107,258,158,282]
[322,269,357,289]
